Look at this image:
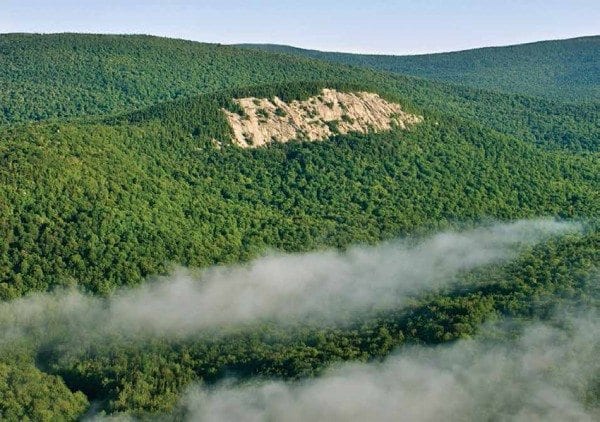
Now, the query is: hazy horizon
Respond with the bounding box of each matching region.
[2,0,599,55]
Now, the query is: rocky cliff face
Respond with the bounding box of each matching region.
[222,88,422,148]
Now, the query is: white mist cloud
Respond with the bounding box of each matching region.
[0,219,579,347]
[179,311,600,422]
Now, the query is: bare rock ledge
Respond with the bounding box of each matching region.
[222,88,423,148]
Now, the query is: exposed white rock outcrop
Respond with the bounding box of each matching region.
[222,88,422,148]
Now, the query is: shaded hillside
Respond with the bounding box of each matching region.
[238,36,600,103]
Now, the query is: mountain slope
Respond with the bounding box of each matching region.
[237,36,600,103]
[1,81,599,299]
[0,33,359,124]
[0,34,599,418]
[1,83,599,416]
[1,34,598,152]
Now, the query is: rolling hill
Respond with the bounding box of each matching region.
[2,80,599,299]
[0,34,599,418]
[237,36,600,103]
[1,34,598,152]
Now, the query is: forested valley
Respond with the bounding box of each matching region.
[0,34,598,420]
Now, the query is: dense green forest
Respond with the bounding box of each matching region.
[239,36,600,103]
[1,81,599,298]
[2,34,599,154]
[0,34,599,419]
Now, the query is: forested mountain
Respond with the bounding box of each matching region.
[2,80,599,299]
[0,33,355,124]
[0,34,599,419]
[1,34,598,151]
[238,36,600,103]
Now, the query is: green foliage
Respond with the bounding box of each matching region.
[0,33,599,418]
[1,34,598,153]
[1,97,598,299]
[239,36,600,103]
[325,119,340,132]
[256,108,270,119]
[0,358,88,421]
[0,34,362,125]
[341,114,354,124]
[29,228,600,416]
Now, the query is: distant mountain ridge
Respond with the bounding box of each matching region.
[1,34,598,152]
[236,36,600,103]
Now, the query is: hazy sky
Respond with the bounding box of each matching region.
[2,0,598,54]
